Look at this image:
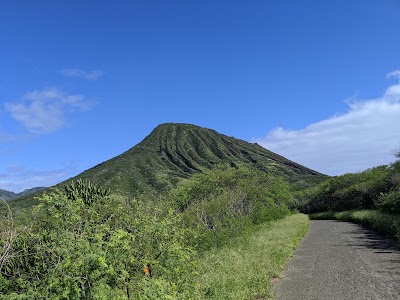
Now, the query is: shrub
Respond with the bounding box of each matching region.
[376,191,400,214]
[0,182,199,299]
[300,163,398,213]
[170,165,294,249]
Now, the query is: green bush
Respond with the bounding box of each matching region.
[300,163,400,213]
[170,165,294,249]
[172,165,294,211]
[251,202,289,225]
[0,183,199,299]
[0,168,303,298]
[376,191,400,214]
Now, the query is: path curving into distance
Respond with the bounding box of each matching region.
[275,220,400,300]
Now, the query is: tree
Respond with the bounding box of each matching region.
[394,148,400,159]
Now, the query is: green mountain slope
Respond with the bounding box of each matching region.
[10,123,326,210]
[67,123,325,194]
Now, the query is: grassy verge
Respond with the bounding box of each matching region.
[310,210,400,244]
[196,213,309,300]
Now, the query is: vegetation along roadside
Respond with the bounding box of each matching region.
[196,213,309,300]
[310,210,400,245]
[299,152,400,245]
[0,165,311,299]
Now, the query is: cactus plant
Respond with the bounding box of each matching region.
[64,179,110,206]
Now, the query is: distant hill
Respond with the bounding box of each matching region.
[0,189,16,201]
[0,187,46,201]
[9,123,326,210]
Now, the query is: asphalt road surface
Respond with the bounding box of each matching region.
[274,220,400,300]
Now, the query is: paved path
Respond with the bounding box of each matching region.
[274,220,400,300]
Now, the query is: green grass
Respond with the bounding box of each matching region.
[196,214,309,300]
[310,210,400,244]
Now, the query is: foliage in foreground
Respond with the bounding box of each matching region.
[0,181,198,299]
[310,210,400,244]
[1,166,301,299]
[197,214,309,300]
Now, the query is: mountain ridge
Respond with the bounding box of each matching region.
[9,123,326,210]
[67,123,325,194]
[0,187,47,201]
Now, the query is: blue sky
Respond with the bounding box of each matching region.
[1,1,400,192]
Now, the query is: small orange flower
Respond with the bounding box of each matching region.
[143,266,150,275]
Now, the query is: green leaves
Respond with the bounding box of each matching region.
[301,162,400,214]
[64,179,110,206]
[170,165,294,249]
[1,167,304,298]
[0,182,198,299]
[376,191,400,214]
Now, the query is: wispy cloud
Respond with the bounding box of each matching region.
[0,131,17,144]
[255,70,400,175]
[59,68,105,80]
[0,163,78,193]
[386,70,400,99]
[4,87,96,134]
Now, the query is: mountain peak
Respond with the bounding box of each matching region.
[9,123,326,210]
[69,123,325,196]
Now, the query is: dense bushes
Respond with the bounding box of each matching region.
[299,161,400,214]
[0,181,198,299]
[170,165,294,249]
[1,166,298,298]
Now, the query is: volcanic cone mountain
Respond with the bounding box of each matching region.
[10,123,325,209]
[68,123,324,194]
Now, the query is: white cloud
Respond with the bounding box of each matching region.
[256,70,400,175]
[387,69,400,80]
[0,163,77,193]
[4,87,95,134]
[59,68,104,80]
